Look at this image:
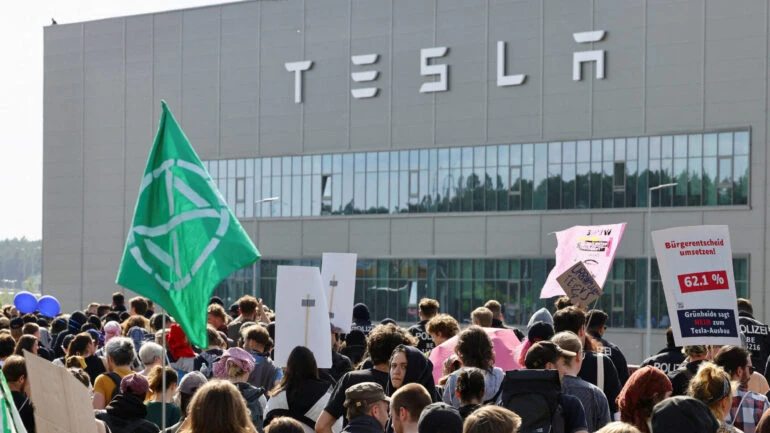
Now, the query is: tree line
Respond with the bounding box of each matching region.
[0,238,41,291]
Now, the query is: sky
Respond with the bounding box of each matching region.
[0,0,233,241]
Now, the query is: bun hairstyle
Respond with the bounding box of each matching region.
[687,362,735,419]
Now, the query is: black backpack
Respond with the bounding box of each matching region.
[495,369,565,433]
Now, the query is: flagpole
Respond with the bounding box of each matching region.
[161,309,167,432]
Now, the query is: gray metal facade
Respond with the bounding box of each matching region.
[43,0,769,361]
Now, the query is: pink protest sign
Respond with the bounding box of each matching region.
[540,223,626,299]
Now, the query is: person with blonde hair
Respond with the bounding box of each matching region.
[470,308,493,328]
[213,347,267,432]
[462,406,521,433]
[178,380,258,433]
[595,422,642,433]
[687,361,742,432]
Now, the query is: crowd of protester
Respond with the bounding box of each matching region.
[4,291,770,433]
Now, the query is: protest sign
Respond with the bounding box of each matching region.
[274,265,333,368]
[652,225,740,346]
[556,261,603,308]
[321,253,357,333]
[541,223,626,298]
[24,350,97,433]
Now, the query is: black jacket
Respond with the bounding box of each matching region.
[408,320,435,353]
[739,312,770,376]
[578,351,621,413]
[640,347,686,375]
[590,332,630,386]
[95,393,160,433]
[668,359,706,397]
[342,415,384,433]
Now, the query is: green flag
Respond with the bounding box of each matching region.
[117,101,260,348]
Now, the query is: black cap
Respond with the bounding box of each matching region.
[527,321,555,342]
[651,396,719,433]
[209,296,224,307]
[9,318,23,330]
[417,403,463,433]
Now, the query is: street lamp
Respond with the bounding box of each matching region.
[251,197,279,298]
[646,182,677,358]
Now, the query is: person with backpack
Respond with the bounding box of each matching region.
[95,373,161,433]
[553,306,622,415]
[193,326,227,378]
[521,341,589,433]
[441,326,504,408]
[265,346,339,433]
[551,332,611,432]
[93,336,136,409]
[213,346,267,433]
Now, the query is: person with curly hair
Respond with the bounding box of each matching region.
[616,366,672,433]
[315,323,417,433]
[441,326,503,408]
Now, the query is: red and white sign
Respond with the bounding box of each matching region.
[652,225,740,346]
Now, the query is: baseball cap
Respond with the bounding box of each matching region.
[120,373,150,396]
[525,341,577,369]
[417,403,463,433]
[651,396,719,433]
[343,382,390,408]
[178,371,207,395]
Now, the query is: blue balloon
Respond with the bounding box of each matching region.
[13,292,37,314]
[37,295,61,317]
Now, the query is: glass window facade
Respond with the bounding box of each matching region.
[204,130,749,218]
[214,257,749,329]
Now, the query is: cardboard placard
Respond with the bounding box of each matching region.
[652,225,740,346]
[24,351,98,433]
[556,261,603,308]
[274,266,333,368]
[321,253,357,333]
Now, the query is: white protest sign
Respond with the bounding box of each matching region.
[274,265,333,368]
[652,225,740,346]
[24,350,98,433]
[541,223,626,298]
[321,252,357,333]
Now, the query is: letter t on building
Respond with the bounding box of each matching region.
[572,31,606,81]
[285,61,313,103]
